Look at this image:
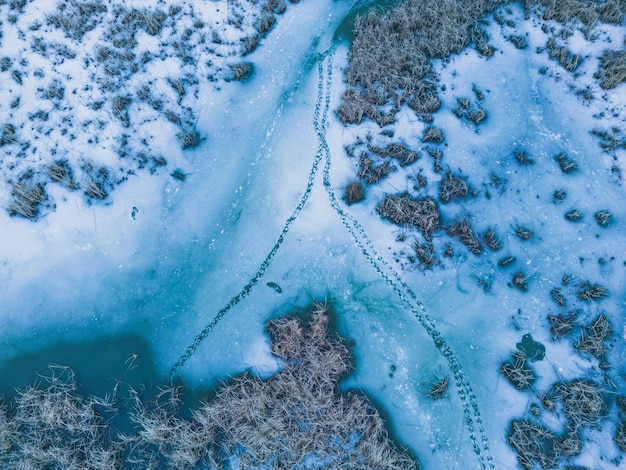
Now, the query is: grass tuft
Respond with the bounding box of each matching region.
[344,180,365,205]
[422,126,444,143]
[594,209,613,227]
[550,288,566,307]
[577,281,609,301]
[47,159,79,190]
[229,62,255,81]
[368,143,420,166]
[615,421,626,452]
[427,376,449,400]
[500,353,536,390]
[507,419,557,470]
[177,126,202,150]
[483,227,502,251]
[0,123,18,146]
[445,217,482,254]
[439,171,468,203]
[8,179,47,220]
[414,240,438,268]
[513,148,535,165]
[358,153,396,184]
[548,311,576,339]
[377,193,441,236]
[595,50,626,89]
[554,152,578,173]
[511,272,529,291]
[564,208,583,221]
[46,0,108,41]
[576,313,612,359]
[554,379,605,429]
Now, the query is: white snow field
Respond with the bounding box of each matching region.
[0,0,625,468]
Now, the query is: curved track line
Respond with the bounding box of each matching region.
[169,49,334,377]
[314,54,495,469]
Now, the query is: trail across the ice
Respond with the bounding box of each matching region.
[169,48,335,377]
[170,47,494,469]
[314,53,495,470]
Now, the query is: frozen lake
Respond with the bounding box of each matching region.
[0,0,624,468]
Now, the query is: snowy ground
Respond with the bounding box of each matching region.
[0,0,625,469]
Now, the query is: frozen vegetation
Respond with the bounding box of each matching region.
[0,0,625,469]
[0,306,418,468]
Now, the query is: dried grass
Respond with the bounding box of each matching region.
[445,217,482,254]
[377,193,441,236]
[595,50,626,90]
[500,353,536,390]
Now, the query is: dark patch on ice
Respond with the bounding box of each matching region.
[266,281,282,294]
[516,333,545,362]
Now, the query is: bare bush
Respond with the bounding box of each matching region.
[340,0,501,125]
[548,311,577,338]
[124,387,218,469]
[199,305,420,469]
[0,306,419,469]
[8,366,121,468]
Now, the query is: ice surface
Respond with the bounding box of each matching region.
[0,0,625,469]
